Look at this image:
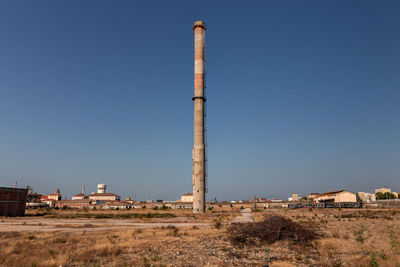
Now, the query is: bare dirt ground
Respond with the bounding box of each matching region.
[231,208,253,223]
[0,218,210,233]
[1,207,400,266]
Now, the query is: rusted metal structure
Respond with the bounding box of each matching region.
[0,187,28,217]
[192,20,207,213]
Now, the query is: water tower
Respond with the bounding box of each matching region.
[97,184,106,194]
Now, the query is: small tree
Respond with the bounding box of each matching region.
[376,192,395,200]
[383,192,395,199]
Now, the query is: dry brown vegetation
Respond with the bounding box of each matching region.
[1,207,400,266]
[24,207,239,223]
[228,215,320,246]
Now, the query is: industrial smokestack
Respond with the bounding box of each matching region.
[192,20,206,213]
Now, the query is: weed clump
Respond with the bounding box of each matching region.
[227,215,320,246]
[352,225,367,248]
[167,225,179,237]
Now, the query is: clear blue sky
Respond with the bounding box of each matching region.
[0,1,399,201]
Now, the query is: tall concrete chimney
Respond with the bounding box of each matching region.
[192,20,206,213]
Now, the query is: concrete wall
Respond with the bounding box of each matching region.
[0,187,28,217]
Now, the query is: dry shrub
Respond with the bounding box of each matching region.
[97,246,122,257]
[167,225,179,236]
[331,231,340,239]
[321,240,338,251]
[70,246,122,264]
[0,232,22,238]
[215,221,222,229]
[227,215,320,246]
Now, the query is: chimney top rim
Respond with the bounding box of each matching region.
[193,20,206,30]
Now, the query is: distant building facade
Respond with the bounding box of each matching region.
[0,187,28,216]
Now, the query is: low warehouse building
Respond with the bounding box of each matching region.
[314,190,356,203]
[0,187,29,217]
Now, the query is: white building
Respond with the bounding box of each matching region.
[181,193,193,202]
[358,192,376,203]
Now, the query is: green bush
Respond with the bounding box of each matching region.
[376,192,396,200]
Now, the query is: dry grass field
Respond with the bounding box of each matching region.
[1,207,400,266]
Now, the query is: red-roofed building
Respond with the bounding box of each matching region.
[47,188,62,201]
